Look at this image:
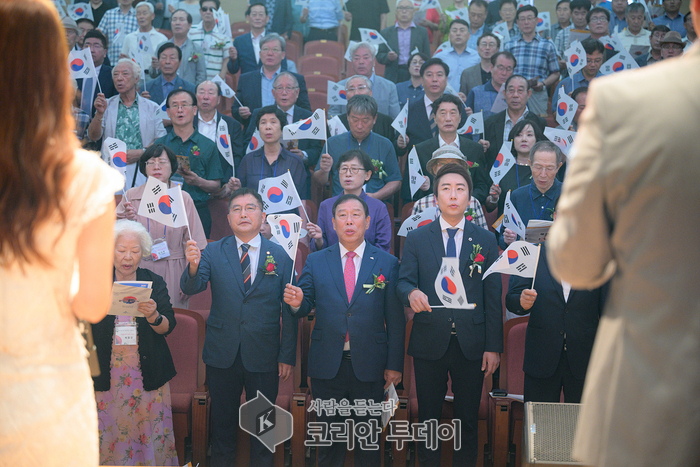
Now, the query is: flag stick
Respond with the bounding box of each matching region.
[531,243,542,289]
[289,241,299,284]
[96,77,103,95]
[286,169,310,220]
[234,94,244,107]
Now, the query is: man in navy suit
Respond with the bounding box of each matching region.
[80,30,117,113]
[397,163,502,467]
[285,193,405,467]
[181,187,298,467]
[253,0,294,38]
[231,33,310,132]
[144,43,196,105]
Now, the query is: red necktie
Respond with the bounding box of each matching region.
[344,251,357,342]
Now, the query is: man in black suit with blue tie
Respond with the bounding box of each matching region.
[397,163,503,467]
[181,187,298,467]
[285,194,406,467]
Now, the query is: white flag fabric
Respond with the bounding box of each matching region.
[445,7,468,20]
[407,147,425,198]
[68,48,97,80]
[391,100,409,138]
[136,32,154,56]
[491,23,511,50]
[489,141,514,185]
[168,185,189,229]
[216,119,235,170]
[283,109,326,141]
[154,99,168,121]
[359,28,389,47]
[555,88,578,129]
[410,46,419,55]
[544,127,577,157]
[267,213,302,260]
[211,74,235,99]
[564,40,587,76]
[490,82,507,113]
[327,115,348,136]
[419,0,442,12]
[213,8,232,39]
[599,34,626,54]
[458,112,484,136]
[67,3,94,21]
[600,51,639,75]
[258,171,303,214]
[444,82,460,98]
[398,206,437,236]
[247,129,262,154]
[105,137,128,176]
[502,191,526,239]
[434,257,475,309]
[517,0,533,7]
[327,81,348,106]
[433,41,453,55]
[295,0,310,7]
[483,241,539,278]
[344,41,358,62]
[138,177,183,227]
[536,12,550,33]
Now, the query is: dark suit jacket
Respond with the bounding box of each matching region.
[483,110,547,167]
[227,33,296,76]
[506,246,606,380]
[231,70,310,132]
[459,63,484,97]
[193,111,245,178]
[397,219,503,361]
[406,135,490,204]
[295,242,405,382]
[253,0,293,38]
[145,75,196,106]
[245,105,324,168]
[339,112,396,143]
[180,235,298,371]
[376,25,431,83]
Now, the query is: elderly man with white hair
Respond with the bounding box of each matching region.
[87,58,167,191]
[336,74,397,142]
[120,2,168,66]
[328,41,401,119]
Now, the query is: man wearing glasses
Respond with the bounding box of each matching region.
[337,75,397,142]
[550,38,604,113]
[80,29,117,112]
[188,0,233,79]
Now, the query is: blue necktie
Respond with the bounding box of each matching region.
[446,228,458,257]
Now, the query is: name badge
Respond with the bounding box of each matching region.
[115,322,138,346]
[151,238,171,261]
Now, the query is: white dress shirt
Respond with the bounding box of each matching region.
[562,280,571,302]
[235,233,262,284]
[197,111,218,142]
[424,94,436,120]
[339,240,366,350]
[439,215,465,258]
[438,134,460,148]
[251,30,265,64]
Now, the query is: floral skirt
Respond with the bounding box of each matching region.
[95,339,179,466]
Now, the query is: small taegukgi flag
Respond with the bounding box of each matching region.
[327,115,348,136]
[489,141,514,185]
[138,177,189,228]
[458,112,484,136]
[564,40,586,76]
[216,119,235,171]
[211,74,236,99]
[544,127,577,158]
[555,88,578,129]
[432,41,453,55]
[258,171,303,214]
[600,50,639,75]
[154,99,168,121]
[600,34,626,55]
[105,137,127,177]
[327,81,348,106]
[502,190,526,239]
[445,7,468,20]
[536,12,550,33]
[391,100,409,138]
[398,206,438,237]
[434,257,475,309]
[344,40,358,62]
[67,2,94,21]
[483,241,538,278]
[359,28,389,48]
[491,23,511,50]
[418,0,442,13]
[407,147,425,198]
[283,109,327,141]
[267,213,302,260]
[136,32,154,56]
[247,129,262,154]
[68,48,97,80]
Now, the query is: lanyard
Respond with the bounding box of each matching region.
[529,184,553,220]
[261,153,279,181]
[147,218,167,238]
[167,133,194,162]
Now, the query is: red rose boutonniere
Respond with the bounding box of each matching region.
[262,252,277,276]
[190,145,200,157]
[189,53,199,63]
[469,244,485,277]
[464,207,476,223]
[363,272,387,294]
[466,160,479,169]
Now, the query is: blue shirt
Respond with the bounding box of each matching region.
[467,24,487,50]
[466,79,499,120]
[433,46,481,92]
[260,66,281,107]
[551,70,602,113]
[653,12,687,37]
[396,80,425,108]
[502,177,562,248]
[609,14,627,34]
[237,145,308,197]
[307,0,344,30]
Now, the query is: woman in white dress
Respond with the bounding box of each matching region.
[0,0,123,465]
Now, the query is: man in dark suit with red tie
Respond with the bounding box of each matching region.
[397,163,503,467]
[285,194,405,467]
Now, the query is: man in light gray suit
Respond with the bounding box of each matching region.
[329,42,401,119]
[459,32,500,100]
[150,9,208,86]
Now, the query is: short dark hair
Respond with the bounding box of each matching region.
[420,57,450,77]
[246,2,268,16]
[556,0,571,8]
[570,0,592,12]
[581,37,605,55]
[172,8,193,23]
[516,5,539,21]
[587,7,610,23]
[332,193,369,218]
[76,18,95,27]
[507,119,545,147]
[626,2,645,15]
[255,105,288,132]
[469,0,488,10]
[491,50,516,67]
[685,12,692,22]
[431,93,463,115]
[450,18,470,30]
[505,74,530,91]
[409,51,430,65]
[229,187,264,210]
[346,94,378,118]
[166,89,197,108]
[138,144,178,176]
[158,42,182,61]
[571,86,588,101]
[530,140,565,166]
[477,32,501,48]
[200,0,220,9]
[336,149,374,176]
[84,29,107,49]
[196,80,222,96]
[433,163,473,198]
[652,24,672,34]
[500,0,518,10]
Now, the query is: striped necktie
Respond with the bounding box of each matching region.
[241,244,251,292]
[429,112,438,137]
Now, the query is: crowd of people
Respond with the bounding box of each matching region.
[3,0,699,466]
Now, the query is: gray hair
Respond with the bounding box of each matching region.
[345,74,373,91]
[113,58,141,79]
[273,71,299,87]
[349,41,376,58]
[530,140,565,166]
[395,0,414,7]
[114,219,153,258]
[260,33,286,52]
[625,2,645,15]
[135,1,155,14]
[346,94,378,118]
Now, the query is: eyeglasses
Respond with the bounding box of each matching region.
[272,85,298,93]
[518,15,537,22]
[230,204,261,215]
[494,64,514,72]
[261,47,282,53]
[346,85,368,92]
[587,58,604,65]
[200,6,215,12]
[339,166,366,175]
[589,16,608,23]
[170,104,194,110]
[531,164,558,173]
[145,159,170,167]
[83,43,104,50]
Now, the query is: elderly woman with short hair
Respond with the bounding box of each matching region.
[92,219,178,466]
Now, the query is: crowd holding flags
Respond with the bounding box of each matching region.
[490,142,514,185]
[138,177,191,235]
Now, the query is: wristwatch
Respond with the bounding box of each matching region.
[149,313,164,326]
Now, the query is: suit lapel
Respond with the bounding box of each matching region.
[325,244,349,304]
[460,222,475,274]
[429,219,446,269]
[247,235,271,296]
[222,237,245,295]
[349,244,378,307]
